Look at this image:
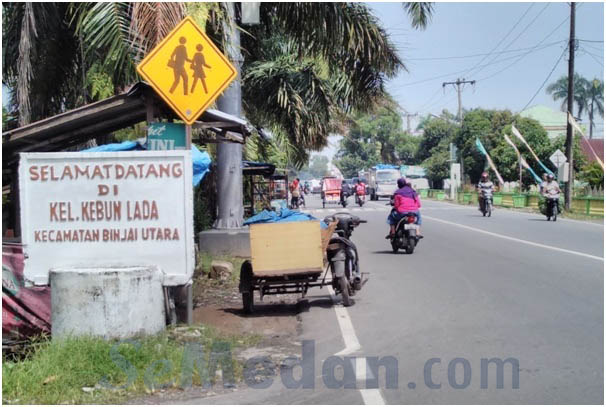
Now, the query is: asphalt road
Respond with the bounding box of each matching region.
[186,193,604,404]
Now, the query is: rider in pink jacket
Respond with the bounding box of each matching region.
[387,178,423,238]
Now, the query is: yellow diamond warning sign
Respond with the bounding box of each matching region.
[137,16,237,125]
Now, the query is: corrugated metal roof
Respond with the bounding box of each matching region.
[2,82,253,168]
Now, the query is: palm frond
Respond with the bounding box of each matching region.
[402,2,434,30]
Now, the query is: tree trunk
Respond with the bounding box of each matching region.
[589,101,594,139]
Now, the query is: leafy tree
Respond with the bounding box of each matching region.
[416,116,457,162]
[308,155,330,178]
[579,161,604,189]
[455,109,555,186]
[334,101,420,176]
[421,137,451,186]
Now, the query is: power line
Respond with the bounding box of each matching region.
[461,3,536,78]
[403,41,563,61]
[471,3,551,77]
[392,41,563,89]
[577,39,604,43]
[520,46,568,112]
[476,14,571,82]
[581,48,604,68]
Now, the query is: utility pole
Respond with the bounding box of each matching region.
[403,111,418,133]
[442,78,476,123]
[215,2,244,229]
[442,78,475,186]
[564,2,576,211]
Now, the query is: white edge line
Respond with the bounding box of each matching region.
[426,198,604,228]
[326,286,385,405]
[425,215,604,262]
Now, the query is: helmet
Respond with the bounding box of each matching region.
[481,172,488,179]
[397,178,407,188]
[547,173,555,180]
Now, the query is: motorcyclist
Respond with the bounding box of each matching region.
[355,179,366,204]
[543,174,561,197]
[340,179,350,205]
[303,180,311,194]
[542,173,561,215]
[476,172,494,213]
[539,173,548,195]
[386,178,423,239]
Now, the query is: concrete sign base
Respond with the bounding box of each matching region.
[51,266,165,339]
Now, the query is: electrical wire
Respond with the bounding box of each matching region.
[403,41,564,61]
[476,14,571,82]
[392,41,563,89]
[519,46,568,112]
[458,3,535,79]
[471,3,551,78]
[581,48,604,68]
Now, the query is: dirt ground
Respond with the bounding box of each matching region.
[131,268,309,404]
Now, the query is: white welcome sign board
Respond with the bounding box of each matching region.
[18,151,194,286]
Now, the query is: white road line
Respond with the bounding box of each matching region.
[426,199,604,227]
[327,286,386,405]
[425,215,604,262]
[327,286,361,355]
[359,389,386,405]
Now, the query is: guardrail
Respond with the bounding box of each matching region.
[420,189,603,216]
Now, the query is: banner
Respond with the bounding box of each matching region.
[503,134,542,183]
[475,138,505,185]
[568,112,604,169]
[511,124,554,176]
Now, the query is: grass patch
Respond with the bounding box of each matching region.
[2,325,259,405]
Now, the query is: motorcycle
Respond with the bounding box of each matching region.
[545,196,559,221]
[390,212,420,254]
[297,193,306,209]
[323,213,368,306]
[355,193,365,207]
[340,190,349,208]
[480,189,493,217]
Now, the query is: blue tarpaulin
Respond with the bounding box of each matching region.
[374,164,399,170]
[244,209,328,229]
[82,141,212,187]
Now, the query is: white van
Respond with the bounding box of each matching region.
[369,168,400,200]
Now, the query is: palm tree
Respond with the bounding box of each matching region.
[545,73,586,117]
[4,3,403,165]
[402,2,434,30]
[581,78,604,139]
[2,3,85,125]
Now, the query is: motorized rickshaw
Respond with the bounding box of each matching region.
[320,176,342,208]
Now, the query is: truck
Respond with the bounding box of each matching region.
[400,165,430,190]
[368,165,401,201]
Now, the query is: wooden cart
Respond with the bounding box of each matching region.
[239,220,338,313]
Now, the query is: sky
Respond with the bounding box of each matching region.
[315,1,604,162]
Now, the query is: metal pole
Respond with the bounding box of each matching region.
[564,2,575,210]
[519,157,523,193]
[215,2,244,229]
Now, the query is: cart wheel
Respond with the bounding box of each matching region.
[339,275,352,306]
[240,261,254,314]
